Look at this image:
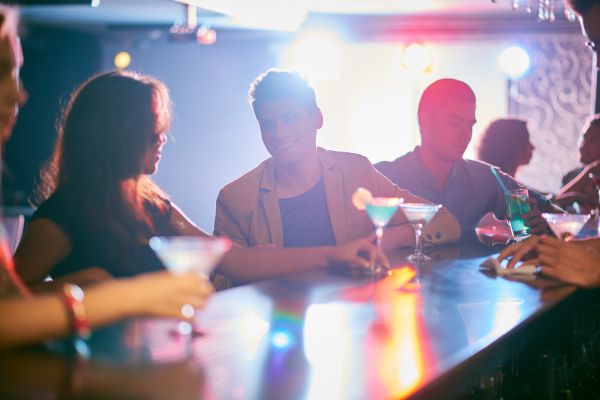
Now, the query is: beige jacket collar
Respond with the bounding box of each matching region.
[257,148,347,247]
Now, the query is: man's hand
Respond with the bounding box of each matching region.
[523,198,548,235]
[498,235,600,288]
[497,235,541,269]
[534,236,600,288]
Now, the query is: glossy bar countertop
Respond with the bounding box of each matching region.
[0,243,580,400]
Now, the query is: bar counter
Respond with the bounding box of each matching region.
[0,242,594,399]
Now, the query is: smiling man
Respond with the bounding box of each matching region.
[214,69,460,252]
[375,78,552,240]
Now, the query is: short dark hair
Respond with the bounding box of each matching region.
[248,69,317,116]
[564,0,600,15]
[581,113,600,142]
[417,78,476,119]
[477,118,530,174]
[586,113,600,129]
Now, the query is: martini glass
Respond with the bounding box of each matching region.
[541,213,590,241]
[398,203,442,262]
[149,236,231,340]
[365,197,403,276]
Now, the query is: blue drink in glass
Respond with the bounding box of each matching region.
[364,197,402,276]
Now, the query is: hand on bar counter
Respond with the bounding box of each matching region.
[497,236,600,288]
[327,238,390,270]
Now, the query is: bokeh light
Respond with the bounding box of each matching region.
[402,43,433,73]
[114,51,131,69]
[290,29,343,82]
[197,27,217,45]
[272,329,294,349]
[497,46,530,79]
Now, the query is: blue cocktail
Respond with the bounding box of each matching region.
[353,188,403,276]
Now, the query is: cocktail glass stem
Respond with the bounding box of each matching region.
[374,226,384,275]
[178,320,194,356]
[413,223,424,259]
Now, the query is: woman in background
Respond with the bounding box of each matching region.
[477,118,534,178]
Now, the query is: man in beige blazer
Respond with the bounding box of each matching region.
[214,69,460,256]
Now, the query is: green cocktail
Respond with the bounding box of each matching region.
[505,189,531,237]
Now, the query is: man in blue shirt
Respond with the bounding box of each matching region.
[376,78,551,241]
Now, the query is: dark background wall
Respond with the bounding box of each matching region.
[4,25,101,208]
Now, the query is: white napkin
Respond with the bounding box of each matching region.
[480,257,537,276]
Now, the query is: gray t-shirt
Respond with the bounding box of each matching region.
[375,148,551,240]
[278,179,336,248]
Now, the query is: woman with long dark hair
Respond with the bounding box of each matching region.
[17,71,184,282]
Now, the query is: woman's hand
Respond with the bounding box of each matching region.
[31,267,113,294]
[123,271,214,320]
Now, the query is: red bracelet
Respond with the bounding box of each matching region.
[62,284,91,340]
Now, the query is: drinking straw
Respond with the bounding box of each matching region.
[490,167,509,193]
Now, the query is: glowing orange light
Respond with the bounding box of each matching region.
[113,51,131,69]
[367,266,434,398]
